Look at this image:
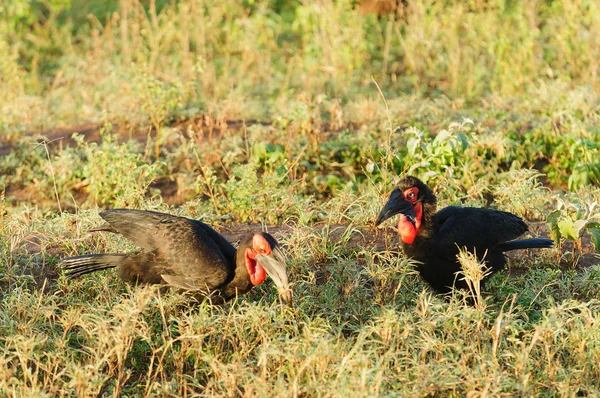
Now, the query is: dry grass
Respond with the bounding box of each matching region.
[1,0,600,396]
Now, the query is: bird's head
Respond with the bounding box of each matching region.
[375,176,436,244]
[244,232,292,304]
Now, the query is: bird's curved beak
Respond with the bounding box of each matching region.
[256,248,293,304]
[376,188,417,226]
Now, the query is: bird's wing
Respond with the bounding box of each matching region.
[432,206,528,257]
[97,209,233,291]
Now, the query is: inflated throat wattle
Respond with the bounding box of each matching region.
[245,249,267,285]
[397,203,422,245]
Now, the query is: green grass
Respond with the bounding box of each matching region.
[2,0,600,396]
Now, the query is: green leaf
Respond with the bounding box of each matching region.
[456,132,470,151]
[588,227,600,252]
[590,163,600,184]
[407,137,421,156]
[408,161,431,174]
[433,129,452,144]
[546,210,562,242]
[568,167,588,190]
[557,218,578,241]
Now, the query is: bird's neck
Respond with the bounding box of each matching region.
[224,247,255,293]
[399,202,436,245]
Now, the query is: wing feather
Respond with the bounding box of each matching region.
[432,206,528,257]
[96,209,234,291]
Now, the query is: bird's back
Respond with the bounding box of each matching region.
[94,210,237,292]
[407,206,528,293]
[430,206,528,256]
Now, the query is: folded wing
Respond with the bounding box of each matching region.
[96,209,235,292]
[432,206,528,257]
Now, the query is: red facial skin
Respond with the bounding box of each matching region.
[397,187,423,245]
[244,234,273,285]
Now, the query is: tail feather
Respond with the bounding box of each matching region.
[496,238,554,252]
[61,254,126,278]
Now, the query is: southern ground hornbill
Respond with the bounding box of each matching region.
[62,209,292,304]
[376,176,554,294]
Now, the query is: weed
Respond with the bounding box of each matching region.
[547,193,600,255]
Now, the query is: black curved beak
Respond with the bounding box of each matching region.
[256,248,292,304]
[375,188,417,226]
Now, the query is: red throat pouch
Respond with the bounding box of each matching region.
[244,248,267,285]
[397,202,422,244]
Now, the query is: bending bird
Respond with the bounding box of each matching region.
[375,176,553,294]
[62,209,292,304]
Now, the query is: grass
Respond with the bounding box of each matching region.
[1,0,600,396]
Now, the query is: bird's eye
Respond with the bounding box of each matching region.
[407,192,415,199]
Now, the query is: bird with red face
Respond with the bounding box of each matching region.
[62,209,292,304]
[376,176,553,294]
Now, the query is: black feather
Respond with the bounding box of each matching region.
[61,254,124,278]
[496,238,554,252]
[380,176,554,294]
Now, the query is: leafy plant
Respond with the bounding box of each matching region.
[134,70,185,158]
[393,119,473,182]
[74,124,164,207]
[252,142,287,174]
[195,162,311,224]
[528,130,600,190]
[547,195,600,253]
[492,169,552,220]
[568,140,600,189]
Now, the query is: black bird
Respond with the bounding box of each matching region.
[62,209,292,304]
[375,176,553,294]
